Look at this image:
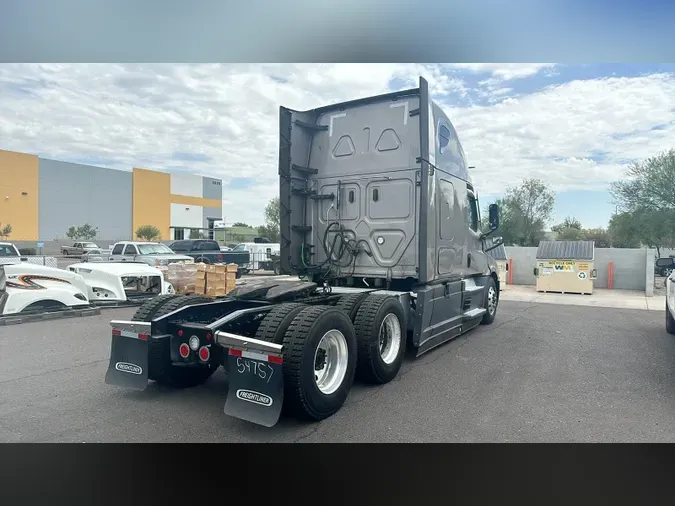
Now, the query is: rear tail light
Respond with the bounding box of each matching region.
[198,346,210,362]
[179,343,190,358]
[218,254,223,262]
[205,332,212,341]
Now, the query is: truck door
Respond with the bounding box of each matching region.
[110,243,124,261]
[465,187,486,277]
[122,244,138,262]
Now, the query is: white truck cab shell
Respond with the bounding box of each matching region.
[68,262,174,303]
[0,262,90,315]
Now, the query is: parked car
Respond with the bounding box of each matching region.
[169,239,250,275]
[81,248,111,262]
[108,241,194,267]
[62,242,99,256]
[666,272,675,334]
[655,257,675,277]
[0,242,21,260]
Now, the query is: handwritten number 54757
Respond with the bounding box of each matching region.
[236,357,274,384]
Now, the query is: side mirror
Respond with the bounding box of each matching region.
[488,203,500,231]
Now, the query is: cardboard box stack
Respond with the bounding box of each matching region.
[195,263,238,297]
[166,262,198,294]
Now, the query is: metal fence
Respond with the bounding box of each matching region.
[7,256,61,268]
[5,251,283,276]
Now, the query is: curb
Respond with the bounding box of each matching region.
[0,307,102,326]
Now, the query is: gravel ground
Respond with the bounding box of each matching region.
[2,300,675,443]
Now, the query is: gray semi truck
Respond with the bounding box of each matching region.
[104,77,504,427]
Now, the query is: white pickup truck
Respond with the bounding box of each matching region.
[61,242,100,256]
[106,241,194,267]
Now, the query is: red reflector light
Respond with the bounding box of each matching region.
[177,329,184,337]
[198,346,210,362]
[138,333,149,341]
[179,343,190,358]
[268,355,283,365]
[205,332,212,341]
[228,348,242,357]
[111,329,121,336]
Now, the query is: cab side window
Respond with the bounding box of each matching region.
[112,244,124,255]
[466,191,479,233]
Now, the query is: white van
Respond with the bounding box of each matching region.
[232,242,280,271]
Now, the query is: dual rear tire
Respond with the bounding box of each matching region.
[254,294,407,421]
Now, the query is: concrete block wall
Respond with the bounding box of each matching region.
[504,246,653,293]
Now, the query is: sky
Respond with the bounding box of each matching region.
[1,63,675,229]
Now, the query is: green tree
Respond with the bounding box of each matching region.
[610,149,675,212]
[135,225,161,241]
[265,197,280,228]
[65,223,98,240]
[189,229,204,239]
[259,197,280,242]
[489,179,555,246]
[0,223,11,240]
[552,216,582,232]
[257,224,279,243]
[232,222,249,228]
[78,224,98,240]
[583,227,612,248]
[608,212,642,249]
[610,149,675,255]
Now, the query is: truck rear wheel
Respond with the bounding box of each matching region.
[148,295,219,388]
[255,303,307,344]
[131,294,182,322]
[353,295,406,384]
[334,292,370,322]
[282,306,357,421]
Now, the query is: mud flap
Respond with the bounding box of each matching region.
[104,321,151,390]
[217,331,284,427]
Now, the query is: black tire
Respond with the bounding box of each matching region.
[282,306,357,421]
[666,300,675,335]
[273,262,281,275]
[131,294,182,322]
[255,303,307,344]
[334,292,370,322]
[235,269,242,279]
[152,294,213,319]
[353,295,406,384]
[147,294,218,388]
[481,276,498,325]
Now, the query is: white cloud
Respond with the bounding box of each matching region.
[446,63,557,81]
[445,73,675,196]
[0,64,674,227]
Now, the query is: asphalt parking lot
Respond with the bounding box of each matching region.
[1,300,675,443]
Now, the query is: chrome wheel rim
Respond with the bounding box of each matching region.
[313,329,349,395]
[487,286,497,315]
[379,313,402,365]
